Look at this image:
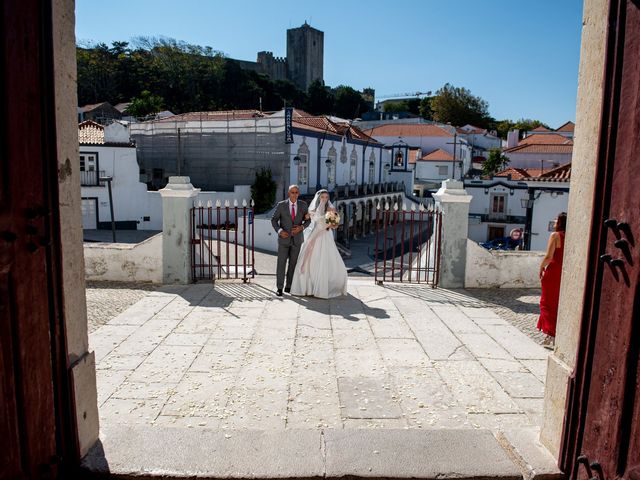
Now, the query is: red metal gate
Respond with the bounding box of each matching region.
[373,203,442,286]
[190,200,255,282]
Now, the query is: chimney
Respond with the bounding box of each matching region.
[507,129,519,149]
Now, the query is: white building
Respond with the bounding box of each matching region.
[363,123,473,187]
[465,163,571,251]
[411,148,456,196]
[289,114,393,195]
[503,132,573,171]
[456,124,502,162]
[79,121,162,230]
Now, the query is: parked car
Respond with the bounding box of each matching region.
[479,236,522,251]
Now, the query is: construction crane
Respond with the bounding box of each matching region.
[376,91,432,100]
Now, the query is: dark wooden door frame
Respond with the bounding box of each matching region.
[2,0,80,475]
[559,0,635,476]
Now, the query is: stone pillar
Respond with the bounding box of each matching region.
[433,179,472,289]
[540,0,608,458]
[159,176,200,284]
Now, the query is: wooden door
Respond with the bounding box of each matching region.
[561,1,640,478]
[1,0,76,477]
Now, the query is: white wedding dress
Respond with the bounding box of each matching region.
[291,201,348,299]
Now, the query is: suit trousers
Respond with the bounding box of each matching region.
[277,242,301,289]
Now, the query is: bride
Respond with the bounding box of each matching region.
[290,189,348,299]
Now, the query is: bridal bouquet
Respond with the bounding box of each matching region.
[325,211,340,228]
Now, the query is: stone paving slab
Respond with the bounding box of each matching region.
[89,278,549,435]
[83,425,524,479]
[323,429,522,479]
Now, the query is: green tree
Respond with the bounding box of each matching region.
[251,167,277,214]
[513,118,550,132]
[332,85,370,119]
[483,148,510,176]
[126,90,164,118]
[383,101,408,113]
[431,83,490,127]
[418,96,435,120]
[305,79,335,115]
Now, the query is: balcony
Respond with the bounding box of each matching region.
[80,170,106,187]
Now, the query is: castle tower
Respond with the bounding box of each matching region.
[286,22,324,91]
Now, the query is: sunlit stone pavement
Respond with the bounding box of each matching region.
[90,277,549,432]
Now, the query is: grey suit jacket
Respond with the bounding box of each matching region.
[271,200,311,247]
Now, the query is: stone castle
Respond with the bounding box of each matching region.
[234,22,323,91]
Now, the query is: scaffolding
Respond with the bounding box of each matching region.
[130,113,290,195]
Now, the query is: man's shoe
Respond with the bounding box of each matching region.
[276,289,283,297]
[284,287,291,293]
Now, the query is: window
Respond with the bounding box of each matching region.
[368,151,376,183]
[438,165,448,176]
[349,147,357,183]
[491,194,506,214]
[340,139,348,164]
[327,145,337,186]
[297,141,310,186]
[395,150,404,167]
[79,153,96,172]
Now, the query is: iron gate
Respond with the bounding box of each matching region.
[190,201,255,282]
[373,204,442,286]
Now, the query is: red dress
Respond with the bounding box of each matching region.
[537,232,565,337]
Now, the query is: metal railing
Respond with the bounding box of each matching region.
[190,201,255,282]
[374,204,442,286]
[80,170,105,186]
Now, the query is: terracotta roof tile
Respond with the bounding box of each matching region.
[555,121,575,132]
[519,133,573,145]
[495,167,532,180]
[294,116,379,143]
[504,144,574,154]
[419,148,454,162]
[78,120,105,144]
[158,110,268,121]
[531,125,551,132]
[79,102,111,113]
[363,124,453,138]
[408,147,421,164]
[532,162,571,181]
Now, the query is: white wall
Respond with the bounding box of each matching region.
[467,183,529,218]
[529,190,570,251]
[290,133,385,194]
[461,132,502,151]
[84,233,163,283]
[414,161,456,182]
[80,145,160,229]
[372,134,472,177]
[465,239,545,288]
[504,151,572,170]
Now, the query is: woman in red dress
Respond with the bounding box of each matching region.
[537,212,567,348]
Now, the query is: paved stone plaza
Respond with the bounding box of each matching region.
[90,277,549,433]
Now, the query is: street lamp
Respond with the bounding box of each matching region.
[293,155,301,165]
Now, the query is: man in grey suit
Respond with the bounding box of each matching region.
[271,184,311,296]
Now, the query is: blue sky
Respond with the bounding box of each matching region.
[76,0,583,127]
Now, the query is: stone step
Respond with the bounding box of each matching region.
[496,428,564,480]
[81,426,525,479]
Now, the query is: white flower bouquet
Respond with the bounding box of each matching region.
[325,211,340,228]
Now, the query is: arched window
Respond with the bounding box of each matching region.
[368,150,376,184]
[297,140,309,186]
[327,144,337,187]
[349,146,357,183]
[395,149,404,167]
[340,138,348,164]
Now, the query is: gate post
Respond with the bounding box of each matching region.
[432,179,472,288]
[159,176,200,284]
